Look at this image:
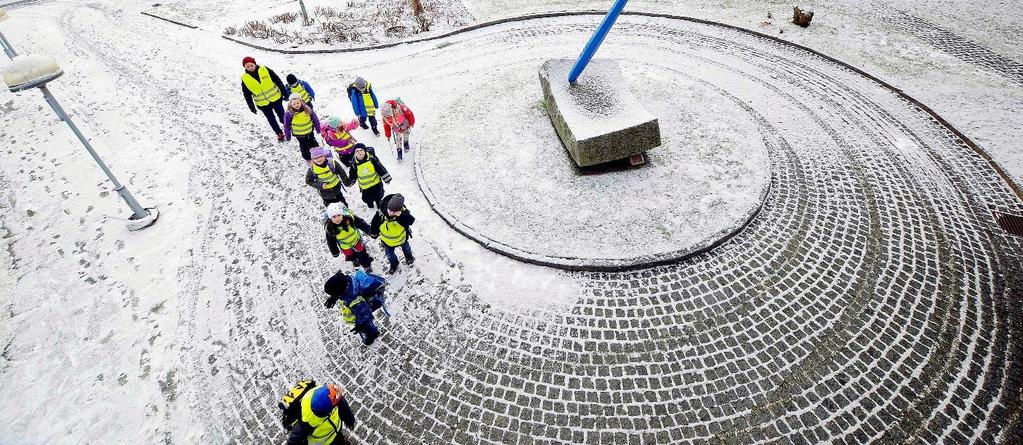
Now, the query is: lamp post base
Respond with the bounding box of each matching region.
[126,207,159,231]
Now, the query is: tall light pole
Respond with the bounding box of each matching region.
[1,8,158,230]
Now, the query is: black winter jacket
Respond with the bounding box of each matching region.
[325,216,373,257]
[347,153,391,186]
[242,65,287,112]
[369,195,415,238]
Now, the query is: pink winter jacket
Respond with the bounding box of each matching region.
[320,119,360,153]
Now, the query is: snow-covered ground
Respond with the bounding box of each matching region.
[1,0,1021,443]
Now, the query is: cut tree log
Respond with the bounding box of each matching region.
[793,7,814,27]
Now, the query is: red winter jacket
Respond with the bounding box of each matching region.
[382,100,415,139]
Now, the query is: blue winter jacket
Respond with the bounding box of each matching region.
[347,84,379,117]
[343,270,386,327]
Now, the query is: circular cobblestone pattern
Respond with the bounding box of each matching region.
[180,14,1023,444]
[415,58,771,270]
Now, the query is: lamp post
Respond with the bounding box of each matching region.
[0,9,18,59]
[1,11,158,230]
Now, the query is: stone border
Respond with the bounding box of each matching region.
[413,147,774,271]
[220,10,1023,204]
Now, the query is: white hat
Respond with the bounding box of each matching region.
[326,203,347,218]
[289,93,303,103]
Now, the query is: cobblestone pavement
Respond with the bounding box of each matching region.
[150,14,1023,445]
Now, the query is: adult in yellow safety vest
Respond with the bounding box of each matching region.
[306,148,352,206]
[346,144,391,209]
[370,194,415,274]
[324,202,374,271]
[285,383,356,445]
[347,76,380,136]
[285,94,323,161]
[241,56,288,141]
[286,73,316,107]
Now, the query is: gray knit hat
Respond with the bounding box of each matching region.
[386,194,405,212]
[354,76,367,90]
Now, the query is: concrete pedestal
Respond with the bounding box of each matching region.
[539,58,661,167]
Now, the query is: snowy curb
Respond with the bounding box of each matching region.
[222,10,1023,203]
[140,11,199,29]
[414,148,774,272]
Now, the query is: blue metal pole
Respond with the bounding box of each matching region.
[567,0,629,83]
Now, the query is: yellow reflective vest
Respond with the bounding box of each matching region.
[379,218,407,247]
[335,224,362,250]
[299,386,342,445]
[361,82,376,114]
[292,111,314,136]
[312,162,341,189]
[290,82,312,103]
[355,157,381,189]
[242,66,282,107]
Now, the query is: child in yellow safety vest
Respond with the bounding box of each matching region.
[285,73,316,108]
[284,94,322,161]
[282,382,356,445]
[305,148,353,206]
[324,203,374,272]
[370,194,415,274]
[347,144,391,209]
[347,76,380,136]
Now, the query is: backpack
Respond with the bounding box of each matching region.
[279,379,316,430]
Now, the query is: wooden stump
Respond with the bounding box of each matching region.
[793,7,814,27]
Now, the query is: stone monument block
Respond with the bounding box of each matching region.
[539,58,661,167]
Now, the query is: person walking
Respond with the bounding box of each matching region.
[284,93,322,161]
[323,269,389,345]
[380,98,415,161]
[347,144,391,209]
[286,73,316,108]
[370,194,415,274]
[324,203,374,272]
[347,76,380,136]
[306,148,352,206]
[321,116,365,167]
[241,56,287,142]
[283,383,356,445]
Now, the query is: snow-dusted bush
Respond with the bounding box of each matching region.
[226,0,470,47]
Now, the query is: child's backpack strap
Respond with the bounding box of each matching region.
[279,379,316,430]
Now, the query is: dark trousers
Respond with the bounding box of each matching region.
[319,186,347,207]
[360,182,385,208]
[345,246,373,269]
[359,115,378,131]
[296,133,320,160]
[383,241,413,267]
[259,100,285,135]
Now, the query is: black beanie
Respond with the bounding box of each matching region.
[286,74,298,84]
[323,271,350,297]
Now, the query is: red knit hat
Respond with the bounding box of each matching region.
[242,56,256,66]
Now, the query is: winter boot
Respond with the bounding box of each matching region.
[396,146,403,161]
[404,140,410,152]
[405,256,415,266]
[277,133,285,142]
[388,263,399,274]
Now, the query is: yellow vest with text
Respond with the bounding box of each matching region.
[379,218,407,247]
[242,66,282,107]
[299,386,342,445]
[292,111,314,136]
[355,157,381,189]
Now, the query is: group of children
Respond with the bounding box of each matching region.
[241,56,422,344]
[243,56,428,444]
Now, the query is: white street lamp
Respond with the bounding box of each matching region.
[2,51,159,230]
